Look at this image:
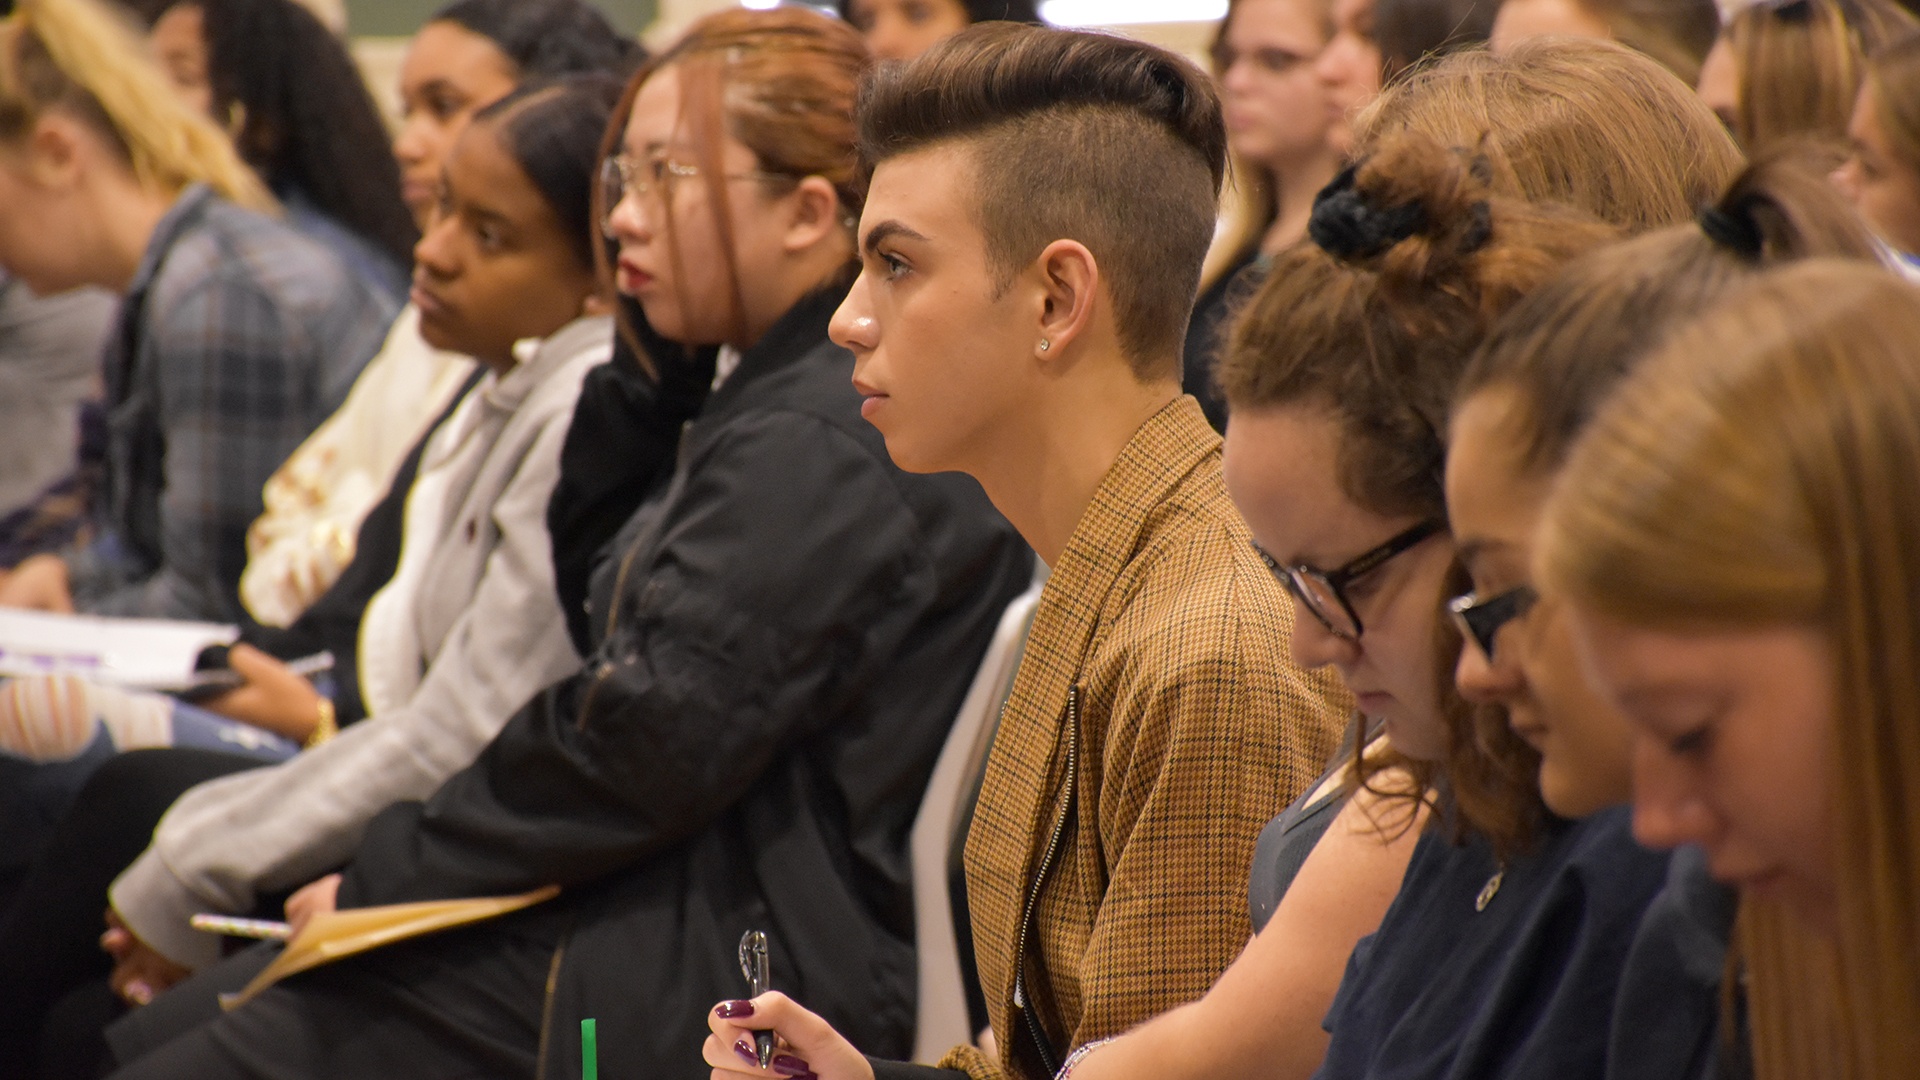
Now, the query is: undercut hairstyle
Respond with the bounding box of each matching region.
[471,74,622,274]
[856,22,1227,380]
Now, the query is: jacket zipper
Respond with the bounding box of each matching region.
[1011,684,1080,1076]
[533,932,570,1080]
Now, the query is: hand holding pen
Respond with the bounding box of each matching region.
[703,986,874,1080]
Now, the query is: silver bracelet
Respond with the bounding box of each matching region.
[1054,1037,1117,1080]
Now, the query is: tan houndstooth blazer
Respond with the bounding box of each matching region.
[938,396,1353,1080]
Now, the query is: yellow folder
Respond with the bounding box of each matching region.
[224,885,561,1008]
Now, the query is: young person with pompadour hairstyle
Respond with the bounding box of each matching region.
[704,23,1352,1080]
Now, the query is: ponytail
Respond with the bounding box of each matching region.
[1458,145,1880,477]
[0,0,272,211]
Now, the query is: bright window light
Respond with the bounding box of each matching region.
[1041,0,1227,24]
[741,0,781,9]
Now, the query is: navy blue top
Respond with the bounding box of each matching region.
[1608,845,1739,1080]
[1313,806,1670,1080]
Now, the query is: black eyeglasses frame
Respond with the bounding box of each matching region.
[1254,518,1446,641]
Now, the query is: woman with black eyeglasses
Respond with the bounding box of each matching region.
[1446,152,1880,1080]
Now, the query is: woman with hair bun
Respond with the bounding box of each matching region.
[837,0,1039,61]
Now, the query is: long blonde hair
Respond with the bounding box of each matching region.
[1356,38,1744,233]
[1539,260,1920,1080]
[0,0,270,210]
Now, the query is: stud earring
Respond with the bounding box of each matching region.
[1039,339,1051,352]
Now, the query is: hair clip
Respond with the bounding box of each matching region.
[1309,164,1429,261]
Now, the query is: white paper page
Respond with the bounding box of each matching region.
[0,609,239,690]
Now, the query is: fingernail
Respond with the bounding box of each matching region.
[734,1039,759,1067]
[125,981,153,1006]
[773,1055,813,1077]
[715,999,755,1019]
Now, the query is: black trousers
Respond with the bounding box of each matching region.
[0,749,265,1079]
[104,906,565,1080]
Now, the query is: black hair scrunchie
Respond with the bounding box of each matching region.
[1309,164,1430,261]
[1698,204,1765,261]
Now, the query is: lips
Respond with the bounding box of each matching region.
[851,376,888,421]
[410,282,449,321]
[616,256,655,294]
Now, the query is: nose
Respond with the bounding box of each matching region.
[830,275,879,353]
[1629,735,1714,851]
[1288,602,1359,673]
[1454,635,1522,706]
[604,184,651,245]
[1830,159,1861,203]
[1221,58,1254,95]
[413,211,456,280]
[393,115,427,168]
[1313,39,1352,90]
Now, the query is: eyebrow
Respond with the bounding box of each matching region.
[862,220,930,258]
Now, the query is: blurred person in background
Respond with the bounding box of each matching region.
[0,0,390,624]
[0,275,114,568]
[1490,0,1720,83]
[837,0,1040,61]
[1832,30,1920,265]
[1185,0,1342,430]
[1697,0,1915,153]
[131,0,417,304]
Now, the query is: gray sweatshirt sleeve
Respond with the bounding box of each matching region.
[109,357,593,969]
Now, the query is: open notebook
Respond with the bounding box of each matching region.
[223,886,561,1008]
[0,609,238,690]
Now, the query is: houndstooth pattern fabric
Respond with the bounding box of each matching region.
[941,396,1353,1080]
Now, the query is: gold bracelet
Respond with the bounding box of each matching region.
[304,697,338,749]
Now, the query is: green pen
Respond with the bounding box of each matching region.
[582,1018,597,1080]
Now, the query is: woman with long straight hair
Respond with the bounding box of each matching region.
[1541,260,1920,1080]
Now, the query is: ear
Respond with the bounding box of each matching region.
[1031,238,1099,362]
[22,114,87,191]
[780,175,849,256]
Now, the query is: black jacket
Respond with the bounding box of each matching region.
[336,287,1035,1079]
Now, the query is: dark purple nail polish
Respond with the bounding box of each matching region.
[772,1055,813,1077]
[716,999,756,1019]
[735,1039,760,1067]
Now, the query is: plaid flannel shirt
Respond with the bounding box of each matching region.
[941,396,1353,1080]
[68,185,395,622]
